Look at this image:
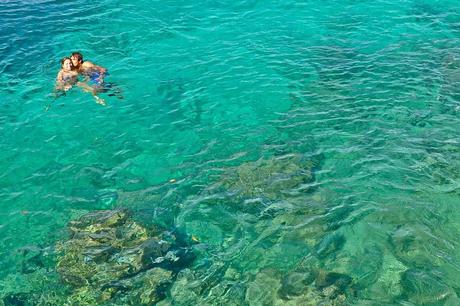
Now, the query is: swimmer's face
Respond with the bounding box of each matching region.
[62,59,72,71]
[70,55,81,67]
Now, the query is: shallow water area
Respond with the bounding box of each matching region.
[1,0,460,304]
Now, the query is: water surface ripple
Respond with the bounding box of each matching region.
[1,0,460,304]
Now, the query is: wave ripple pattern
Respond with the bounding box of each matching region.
[1,0,460,305]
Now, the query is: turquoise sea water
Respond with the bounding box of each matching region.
[1,0,460,304]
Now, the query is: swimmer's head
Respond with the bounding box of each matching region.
[61,57,72,71]
[70,52,83,67]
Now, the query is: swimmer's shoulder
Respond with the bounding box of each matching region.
[81,61,96,69]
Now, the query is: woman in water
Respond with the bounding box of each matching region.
[55,57,78,92]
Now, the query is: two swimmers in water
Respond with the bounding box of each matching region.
[55,52,121,106]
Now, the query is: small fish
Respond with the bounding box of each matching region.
[20,210,29,216]
[169,178,177,183]
[191,235,200,243]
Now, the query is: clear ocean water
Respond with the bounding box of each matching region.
[1,0,460,304]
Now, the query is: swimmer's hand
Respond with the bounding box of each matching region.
[95,96,106,106]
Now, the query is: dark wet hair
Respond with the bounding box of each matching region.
[71,52,83,63]
[60,57,72,66]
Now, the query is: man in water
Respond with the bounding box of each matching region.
[70,51,108,105]
[70,52,107,82]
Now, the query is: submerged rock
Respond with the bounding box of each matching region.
[244,268,353,306]
[365,253,407,303]
[315,232,345,259]
[315,270,353,293]
[246,269,281,305]
[0,268,68,306]
[389,224,444,269]
[112,267,173,305]
[168,268,202,305]
[279,270,316,299]
[2,293,30,306]
[166,260,251,305]
[401,269,456,304]
[221,153,316,201]
[18,245,54,274]
[56,209,194,305]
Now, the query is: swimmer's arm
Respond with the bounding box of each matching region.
[76,81,106,106]
[76,81,94,93]
[55,71,65,90]
[82,61,107,74]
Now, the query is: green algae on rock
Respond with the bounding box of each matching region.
[56,209,194,305]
